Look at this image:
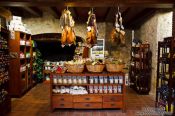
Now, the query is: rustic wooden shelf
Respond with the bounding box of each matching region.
[52,83,123,86]
[156,37,175,114]
[50,72,126,112]
[9,31,35,97]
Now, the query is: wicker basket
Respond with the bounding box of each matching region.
[106,64,124,72]
[66,64,84,73]
[86,64,105,73]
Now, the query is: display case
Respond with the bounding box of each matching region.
[90,39,104,60]
[129,44,152,94]
[50,72,126,111]
[0,27,11,116]
[156,37,175,115]
[9,31,34,97]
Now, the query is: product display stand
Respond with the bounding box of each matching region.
[156,37,175,114]
[50,72,126,112]
[0,28,11,116]
[129,44,152,94]
[9,31,34,97]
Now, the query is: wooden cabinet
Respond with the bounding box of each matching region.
[0,28,11,116]
[129,44,152,94]
[9,31,35,97]
[50,73,126,111]
[156,37,175,115]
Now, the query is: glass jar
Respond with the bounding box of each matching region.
[89,76,94,84]
[57,76,62,84]
[73,76,77,84]
[104,76,108,84]
[89,86,93,94]
[99,76,104,84]
[108,86,113,94]
[119,76,123,84]
[82,76,87,84]
[63,76,67,84]
[103,86,108,94]
[114,76,119,84]
[109,76,114,84]
[113,86,118,93]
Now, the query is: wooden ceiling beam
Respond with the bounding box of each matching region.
[0,0,174,8]
[104,7,112,21]
[126,8,156,29]
[68,7,78,20]
[22,7,42,17]
[50,7,60,18]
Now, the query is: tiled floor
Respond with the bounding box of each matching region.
[8,83,155,116]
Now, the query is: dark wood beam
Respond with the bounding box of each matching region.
[0,0,174,8]
[69,7,78,20]
[73,7,79,20]
[50,7,60,18]
[126,8,156,29]
[121,8,131,19]
[22,7,42,17]
[104,7,111,21]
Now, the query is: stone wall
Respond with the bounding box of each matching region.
[135,11,172,95]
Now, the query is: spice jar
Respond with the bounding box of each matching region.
[57,76,62,84]
[77,76,82,84]
[89,86,93,94]
[94,86,98,94]
[104,86,108,94]
[99,86,103,93]
[68,76,72,84]
[82,76,87,84]
[99,76,104,84]
[63,76,67,84]
[113,86,118,93]
[104,76,108,84]
[94,76,98,84]
[89,76,94,84]
[53,76,57,84]
[108,86,113,93]
[114,76,119,84]
[118,85,122,93]
[109,76,114,84]
[73,76,77,84]
[119,76,123,84]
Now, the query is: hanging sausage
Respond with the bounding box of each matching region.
[86,9,98,47]
[60,8,76,47]
[110,7,125,45]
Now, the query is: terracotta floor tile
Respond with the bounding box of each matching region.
[8,83,156,116]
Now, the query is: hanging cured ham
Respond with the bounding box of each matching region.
[110,7,125,45]
[60,9,76,47]
[86,9,98,47]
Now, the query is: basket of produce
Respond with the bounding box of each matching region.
[105,59,125,72]
[86,60,105,73]
[65,60,85,73]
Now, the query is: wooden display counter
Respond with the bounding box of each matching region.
[50,72,126,112]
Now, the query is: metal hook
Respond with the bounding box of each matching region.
[91,7,94,13]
